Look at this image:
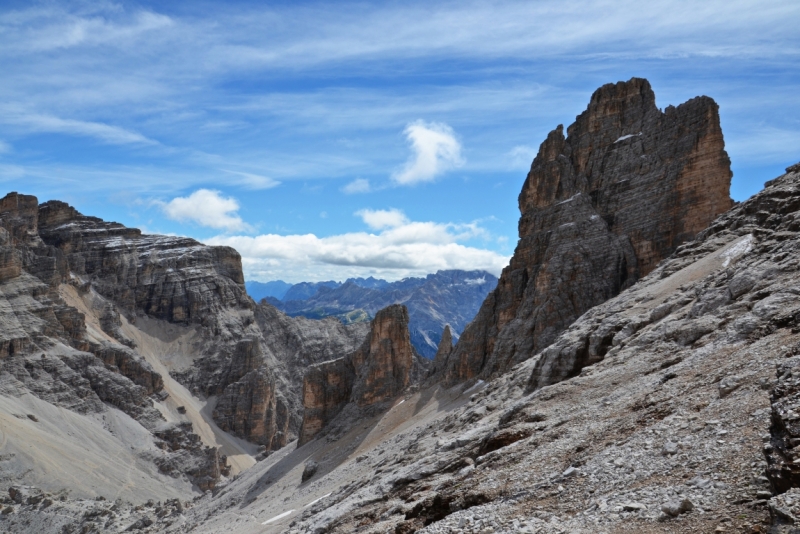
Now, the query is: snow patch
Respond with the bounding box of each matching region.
[464,379,485,395]
[556,193,580,205]
[464,276,486,285]
[614,132,642,143]
[304,492,332,508]
[262,510,294,524]
[721,234,753,268]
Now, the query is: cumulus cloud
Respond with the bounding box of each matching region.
[356,208,408,230]
[392,120,463,185]
[342,178,371,194]
[206,209,507,282]
[158,189,250,232]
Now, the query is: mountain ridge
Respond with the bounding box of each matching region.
[261,270,498,358]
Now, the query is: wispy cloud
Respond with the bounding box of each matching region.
[342,178,371,194]
[0,8,173,54]
[0,106,156,145]
[393,121,463,185]
[508,145,536,170]
[157,189,250,232]
[222,170,281,190]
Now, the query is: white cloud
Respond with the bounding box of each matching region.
[158,189,250,232]
[356,208,408,230]
[0,140,10,154]
[392,120,463,185]
[205,210,507,282]
[342,178,371,194]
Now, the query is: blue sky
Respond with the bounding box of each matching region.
[0,1,798,283]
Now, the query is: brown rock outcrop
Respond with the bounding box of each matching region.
[297,357,355,447]
[298,305,426,445]
[213,369,290,448]
[435,77,733,384]
[429,324,453,376]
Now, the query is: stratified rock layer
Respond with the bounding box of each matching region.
[38,200,250,329]
[437,77,733,384]
[298,305,426,445]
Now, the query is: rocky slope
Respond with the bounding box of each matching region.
[273,270,498,358]
[0,193,370,507]
[435,77,733,385]
[0,193,225,496]
[77,160,799,534]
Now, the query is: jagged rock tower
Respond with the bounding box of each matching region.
[435,77,733,384]
[298,304,425,445]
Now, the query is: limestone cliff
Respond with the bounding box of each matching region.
[436,77,733,384]
[298,304,427,445]
[38,200,250,331]
[0,193,225,492]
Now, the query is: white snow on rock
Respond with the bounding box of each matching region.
[614,132,642,143]
[261,509,294,524]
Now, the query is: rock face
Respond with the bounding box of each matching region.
[161,161,800,534]
[0,193,228,492]
[38,200,249,329]
[298,304,427,445]
[28,198,369,452]
[0,192,369,499]
[436,77,733,384]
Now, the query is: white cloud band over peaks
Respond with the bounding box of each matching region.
[206,208,508,282]
[393,120,463,185]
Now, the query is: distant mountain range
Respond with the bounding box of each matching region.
[244,280,293,300]
[245,270,498,358]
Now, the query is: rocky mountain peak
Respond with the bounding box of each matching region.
[436,77,733,385]
[298,304,426,445]
[351,304,418,406]
[0,192,43,247]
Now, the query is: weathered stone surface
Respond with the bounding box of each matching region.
[430,324,453,376]
[436,77,733,385]
[93,342,162,395]
[298,304,427,445]
[351,304,420,405]
[297,357,355,446]
[152,422,229,491]
[213,369,289,448]
[38,200,251,330]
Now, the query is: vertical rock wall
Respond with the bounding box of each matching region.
[298,304,426,446]
[436,78,733,385]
